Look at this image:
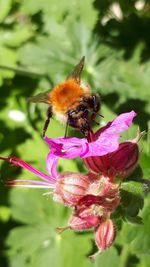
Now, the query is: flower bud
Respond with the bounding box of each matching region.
[87,176,117,196]
[53,172,90,206]
[95,218,116,252]
[84,139,139,179]
[77,192,120,213]
[86,178,120,212]
[108,141,139,178]
[68,208,101,231]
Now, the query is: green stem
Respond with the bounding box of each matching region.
[119,244,130,267]
[0,64,54,86]
[0,64,45,78]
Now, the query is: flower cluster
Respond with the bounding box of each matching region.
[0,111,141,259]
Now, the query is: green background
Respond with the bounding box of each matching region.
[0,0,150,266]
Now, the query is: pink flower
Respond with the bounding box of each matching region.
[0,154,90,207]
[0,155,120,210]
[0,110,137,260]
[84,129,144,180]
[0,154,118,208]
[0,153,120,260]
[44,111,136,159]
[76,180,120,214]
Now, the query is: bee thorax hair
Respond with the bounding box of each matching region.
[50,79,91,114]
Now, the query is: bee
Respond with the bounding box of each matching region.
[28,57,100,137]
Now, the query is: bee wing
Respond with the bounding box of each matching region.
[28,91,51,104]
[67,56,85,84]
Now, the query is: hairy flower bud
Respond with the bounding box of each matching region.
[53,172,90,206]
[108,141,139,178]
[77,192,120,214]
[84,136,140,179]
[95,219,116,250]
[85,178,120,212]
[89,218,116,260]
[68,208,101,231]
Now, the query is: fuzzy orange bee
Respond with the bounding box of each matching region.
[28,57,100,137]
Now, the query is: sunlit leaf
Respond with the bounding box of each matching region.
[0,0,12,23]
[0,206,11,222]
[6,188,93,267]
[0,26,35,47]
[0,45,17,84]
[95,247,119,267]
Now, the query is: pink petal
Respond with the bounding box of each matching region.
[95,111,136,138]
[46,152,59,178]
[83,111,136,158]
[44,136,89,159]
[44,111,136,159]
[109,111,136,131]
[85,137,118,157]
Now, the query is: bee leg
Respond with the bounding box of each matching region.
[82,128,91,138]
[83,94,101,121]
[91,112,104,125]
[80,118,92,137]
[91,94,101,121]
[92,119,100,125]
[42,106,52,137]
[64,118,69,138]
[93,94,101,112]
[97,113,104,118]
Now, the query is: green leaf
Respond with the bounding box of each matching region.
[130,195,150,255]
[20,0,98,29]
[7,226,93,267]
[125,215,143,225]
[0,45,17,84]
[0,0,12,23]
[0,206,11,222]
[116,194,150,256]
[121,189,144,218]
[121,181,145,198]
[137,255,150,267]
[7,188,94,267]
[0,26,35,47]
[94,247,119,267]
[17,22,120,89]
[140,153,150,177]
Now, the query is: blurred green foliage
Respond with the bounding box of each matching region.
[0,0,150,266]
